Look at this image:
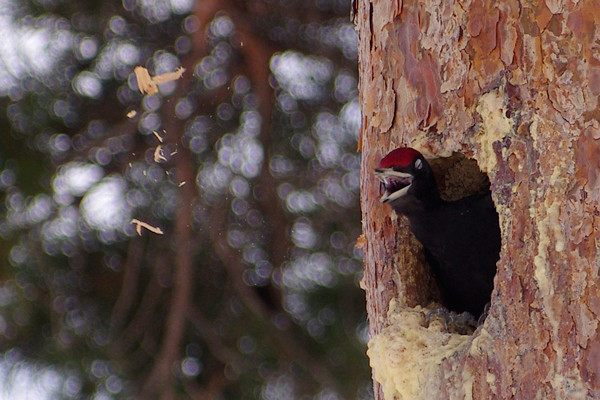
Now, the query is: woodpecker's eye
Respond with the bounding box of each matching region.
[415,158,422,170]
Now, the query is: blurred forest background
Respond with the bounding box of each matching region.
[0,0,369,399]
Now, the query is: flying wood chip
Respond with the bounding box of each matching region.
[152,130,164,143]
[131,219,164,235]
[153,145,167,163]
[134,66,185,95]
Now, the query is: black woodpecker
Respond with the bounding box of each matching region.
[375,147,501,319]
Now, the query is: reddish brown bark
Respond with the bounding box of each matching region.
[358,0,600,398]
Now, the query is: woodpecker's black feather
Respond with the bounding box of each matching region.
[375,147,501,318]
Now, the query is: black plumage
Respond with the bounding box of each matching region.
[375,147,501,318]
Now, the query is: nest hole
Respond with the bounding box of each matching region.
[428,152,492,201]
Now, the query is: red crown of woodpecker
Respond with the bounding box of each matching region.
[378,147,422,169]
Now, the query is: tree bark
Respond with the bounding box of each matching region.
[357,0,600,398]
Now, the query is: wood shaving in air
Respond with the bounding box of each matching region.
[153,131,164,143]
[154,145,167,162]
[134,66,185,95]
[131,219,164,235]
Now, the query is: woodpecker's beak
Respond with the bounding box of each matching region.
[374,168,414,203]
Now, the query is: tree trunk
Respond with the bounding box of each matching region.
[357,0,600,398]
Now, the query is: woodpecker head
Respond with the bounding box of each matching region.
[374,147,440,214]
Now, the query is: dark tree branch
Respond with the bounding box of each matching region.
[111,254,167,356]
[139,2,220,398]
[110,238,144,333]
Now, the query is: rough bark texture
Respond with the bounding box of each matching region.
[357,0,600,399]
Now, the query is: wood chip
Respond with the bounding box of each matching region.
[154,145,167,163]
[355,234,366,249]
[178,181,186,187]
[131,219,164,235]
[153,130,164,142]
[134,66,155,94]
[134,66,186,95]
[152,67,186,84]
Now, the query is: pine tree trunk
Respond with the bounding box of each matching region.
[357,0,600,398]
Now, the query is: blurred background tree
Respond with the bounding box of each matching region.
[0,0,368,399]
